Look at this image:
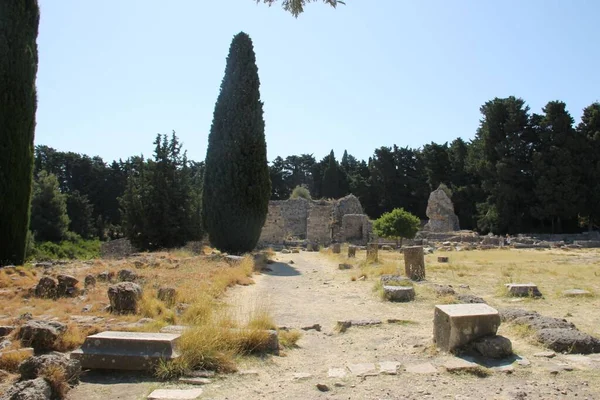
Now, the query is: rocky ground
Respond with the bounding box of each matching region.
[66,250,600,400]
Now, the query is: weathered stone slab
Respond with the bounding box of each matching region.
[505,283,542,298]
[443,357,480,373]
[405,362,438,374]
[437,256,449,263]
[160,325,189,334]
[70,331,180,370]
[383,286,415,302]
[433,304,500,352]
[379,361,401,375]
[179,377,211,385]
[347,363,378,377]
[147,388,203,400]
[331,243,341,254]
[563,289,592,297]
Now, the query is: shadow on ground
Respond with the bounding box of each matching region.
[79,370,157,385]
[262,262,301,277]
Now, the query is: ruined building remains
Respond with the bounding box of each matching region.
[423,186,460,232]
[259,195,371,246]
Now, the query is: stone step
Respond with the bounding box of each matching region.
[71,331,180,370]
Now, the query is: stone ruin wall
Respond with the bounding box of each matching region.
[307,201,334,245]
[258,195,370,247]
[341,214,371,245]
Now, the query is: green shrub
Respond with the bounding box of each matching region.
[290,186,311,200]
[29,236,100,261]
[372,208,420,246]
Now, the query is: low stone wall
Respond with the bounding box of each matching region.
[307,201,333,245]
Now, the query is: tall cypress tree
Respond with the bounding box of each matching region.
[202,32,271,254]
[322,150,340,199]
[0,1,40,265]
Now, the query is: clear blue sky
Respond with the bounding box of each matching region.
[36,0,600,164]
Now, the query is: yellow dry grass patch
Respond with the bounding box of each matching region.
[368,248,600,336]
[0,251,263,355]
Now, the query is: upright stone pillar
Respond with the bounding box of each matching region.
[332,243,341,254]
[403,246,425,281]
[347,246,356,258]
[366,243,378,263]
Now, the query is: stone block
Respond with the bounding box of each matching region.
[147,388,203,400]
[505,283,542,297]
[433,304,500,352]
[380,275,410,285]
[563,289,592,297]
[347,246,356,258]
[403,246,425,281]
[437,256,449,263]
[331,243,341,254]
[70,331,180,370]
[383,286,415,302]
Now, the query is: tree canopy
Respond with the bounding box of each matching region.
[257,0,344,17]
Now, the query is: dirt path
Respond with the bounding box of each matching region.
[69,251,600,399]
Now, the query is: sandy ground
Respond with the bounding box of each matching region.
[68,250,600,400]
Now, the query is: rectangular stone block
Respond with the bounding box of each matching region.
[70,331,180,370]
[433,304,500,352]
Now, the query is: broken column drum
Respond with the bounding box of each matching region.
[366,243,378,263]
[348,246,356,258]
[404,246,425,281]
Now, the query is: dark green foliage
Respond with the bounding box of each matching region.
[0,0,40,266]
[421,142,451,190]
[202,32,271,254]
[258,0,344,17]
[30,171,70,242]
[373,208,421,246]
[29,237,100,261]
[120,133,202,250]
[470,97,535,234]
[578,103,600,230]
[66,191,96,239]
[530,101,583,233]
[322,150,343,199]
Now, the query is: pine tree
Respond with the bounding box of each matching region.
[202,32,271,254]
[66,191,95,239]
[0,0,40,265]
[30,171,70,242]
[322,150,341,199]
[578,103,600,230]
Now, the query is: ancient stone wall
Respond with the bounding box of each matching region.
[280,198,309,239]
[258,202,286,244]
[332,195,364,241]
[307,201,333,245]
[258,195,369,247]
[341,214,370,245]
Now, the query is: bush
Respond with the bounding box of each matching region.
[29,236,100,261]
[290,186,311,200]
[372,208,420,246]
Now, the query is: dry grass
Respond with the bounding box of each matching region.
[367,248,600,338]
[40,364,71,399]
[53,324,102,352]
[0,350,30,373]
[278,329,302,348]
